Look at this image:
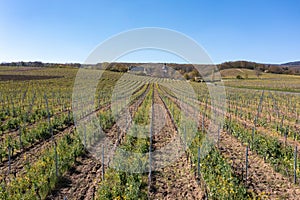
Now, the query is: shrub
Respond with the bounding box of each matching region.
[236,75,243,79]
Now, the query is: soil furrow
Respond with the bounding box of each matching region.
[46,84,150,200]
[220,131,300,199]
[150,87,203,200]
[163,86,300,157]
[164,88,300,198]
[0,125,74,180]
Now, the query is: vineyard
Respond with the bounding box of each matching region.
[0,66,300,200]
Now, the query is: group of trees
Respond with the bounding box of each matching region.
[218,61,300,75]
[0,61,81,68]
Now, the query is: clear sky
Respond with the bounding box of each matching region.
[0,0,299,64]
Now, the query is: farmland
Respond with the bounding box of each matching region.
[0,65,300,200]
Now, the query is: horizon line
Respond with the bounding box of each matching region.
[1,59,298,65]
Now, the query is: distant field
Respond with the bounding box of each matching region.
[0,74,63,81]
[220,68,295,79]
[219,68,300,92]
[220,68,261,79]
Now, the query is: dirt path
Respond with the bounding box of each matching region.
[0,84,146,147]
[0,84,149,180]
[162,85,300,157]
[46,85,150,200]
[0,105,107,164]
[46,153,101,200]
[150,87,203,200]
[220,131,300,199]
[0,104,107,178]
[162,87,300,198]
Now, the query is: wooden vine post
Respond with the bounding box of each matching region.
[102,145,105,181]
[245,145,249,183]
[19,126,23,150]
[7,146,11,175]
[294,146,298,184]
[148,85,154,195]
[217,122,221,149]
[252,90,264,149]
[197,146,201,179]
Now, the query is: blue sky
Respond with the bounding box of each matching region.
[0,0,299,64]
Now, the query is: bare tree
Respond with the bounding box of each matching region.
[255,68,262,78]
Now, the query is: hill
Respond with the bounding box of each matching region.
[217,61,300,75]
[220,68,261,79]
[282,61,300,66]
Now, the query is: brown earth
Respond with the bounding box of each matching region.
[46,84,150,200]
[0,74,63,81]
[150,87,204,200]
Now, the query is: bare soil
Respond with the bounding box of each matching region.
[0,74,63,81]
[150,88,204,199]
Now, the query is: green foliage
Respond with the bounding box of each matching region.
[200,147,249,199]
[160,88,250,199]
[225,119,299,178]
[99,110,114,131]
[97,170,147,200]
[0,132,84,199]
[96,85,153,199]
